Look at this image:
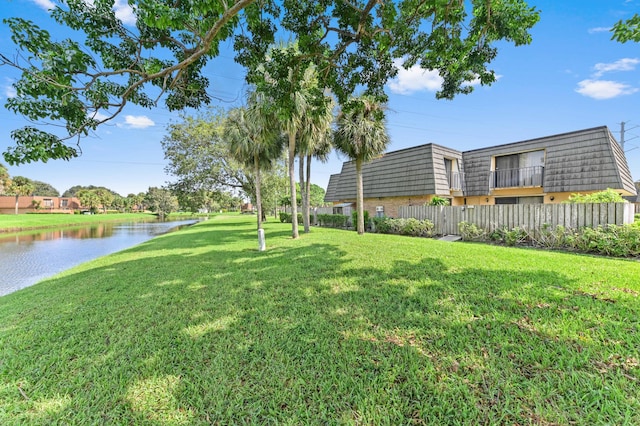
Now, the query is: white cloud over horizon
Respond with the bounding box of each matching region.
[575,79,639,100]
[119,115,155,129]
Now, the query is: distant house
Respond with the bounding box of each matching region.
[325,126,637,218]
[0,196,81,214]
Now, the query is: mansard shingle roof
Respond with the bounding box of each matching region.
[326,126,637,200]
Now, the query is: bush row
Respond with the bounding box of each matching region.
[317,214,349,228]
[309,211,640,258]
[372,217,435,237]
[459,221,640,257]
[279,212,304,223]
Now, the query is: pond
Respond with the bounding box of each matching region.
[0,219,200,297]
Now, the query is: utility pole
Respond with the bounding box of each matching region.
[619,121,639,152]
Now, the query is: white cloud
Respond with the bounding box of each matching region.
[388,60,443,95]
[588,27,611,34]
[3,78,16,99]
[575,79,639,100]
[575,57,640,99]
[119,115,155,129]
[30,0,56,11]
[388,59,488,95]
[38,0,136,25]
[87,111,111,122]
[593,58,640,77]
[114,0,136,26]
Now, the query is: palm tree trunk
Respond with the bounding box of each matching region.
[14,195,19,215]
[299,152,309,233]
[305,153,312,230]
[288,132,299,239]
[356,157,365,235]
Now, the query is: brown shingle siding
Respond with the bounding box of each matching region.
[328,126,636,203]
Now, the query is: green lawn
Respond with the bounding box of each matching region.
[1,215,638,424]
[0,212,158,232]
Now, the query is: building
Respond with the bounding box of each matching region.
[324,126,637,218]
[0,196,81,214]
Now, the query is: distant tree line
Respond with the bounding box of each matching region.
[0,163,246,216]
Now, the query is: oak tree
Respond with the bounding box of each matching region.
[2,0,539,168]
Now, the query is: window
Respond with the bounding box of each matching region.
[61,199,68,208]
[43,199,54,208]
[495,196,543,205]
[444,158,462,190]
[375,206,384,218]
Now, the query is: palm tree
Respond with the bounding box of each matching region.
[297,94,335,233]
[77,189,100,213]
[254,42,328,239]
[0,163,10,195]
[8,176,35,215]
[225,96,284,249]
[333,95,390,235]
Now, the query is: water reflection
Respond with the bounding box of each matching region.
[0,219,199,297]
[0,224,117,244]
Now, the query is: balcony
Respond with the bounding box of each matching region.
[447,172,465,191]
[490,166,544,189]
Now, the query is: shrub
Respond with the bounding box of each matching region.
[565,188,626,204]
[317,214,348,228]
[278,212,303,224]
[489,227,528,246]
[351,210,370,229]
[372,216,392,233]
[530,224,569,249]
[399,217,434,237]
[459,222,486,241]
[428,196,450,206]
[279,212,290,223]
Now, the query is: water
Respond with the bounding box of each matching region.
[0,219,199,297]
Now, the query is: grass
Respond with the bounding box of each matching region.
[1,214,639,424]
[0,212,158,233]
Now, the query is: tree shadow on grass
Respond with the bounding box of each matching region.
[315,257,640,424]
[1,225,639,424]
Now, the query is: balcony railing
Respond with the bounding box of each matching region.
[447,172,465,191]
[490,166,544,189]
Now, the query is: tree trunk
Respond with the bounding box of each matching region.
[299,152,309,233]
[288,132,299,239]
[255,155,266,252]
[254,154,263,231]
[356,158,364,235]
[14,195,19,215]
[305,153,312,229]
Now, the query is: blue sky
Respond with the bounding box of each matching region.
[0,0,639,197]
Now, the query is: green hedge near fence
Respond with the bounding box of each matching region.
[372,217,435,238]
[279,212,304,224]
[316,214,349,228]
[459,221,640,257]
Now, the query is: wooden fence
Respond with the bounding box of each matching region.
[398,203,636,236]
